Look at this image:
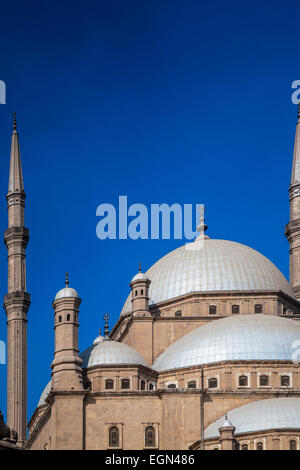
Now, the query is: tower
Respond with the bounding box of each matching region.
[3,115,31,444]
[51,274,83,390]
[286,104,300,299]
[130,264,151,316]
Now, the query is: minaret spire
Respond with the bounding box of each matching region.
[4,116,30,444]
[8,113,24,196]
[286,105,300,299]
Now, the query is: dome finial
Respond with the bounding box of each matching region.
[103,314,110,341]
[13,112,17,132]
[65,272,69,287]
[138,262,142,273]
[196,205,208,234]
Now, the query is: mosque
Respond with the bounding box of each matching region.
[1,107,300,450]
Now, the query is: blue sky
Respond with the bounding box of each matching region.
[0,0,299,422]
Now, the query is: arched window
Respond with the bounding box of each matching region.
[109,427,119,447]
[58,315,62,323]
[281,375,290,387]
[105,379,114,390]
[67,314,70,321]
[255,304,263,314]
[259,375,269,387]
[290,440,297,451]
[121,379,130,390]
[145,426,155,447]
[256,442,264,450]
[239,375,248,387]
[234,441,240,450]
[208,378,218,389]
[140,380,146,390]
[232,305,240,314]
[149,383,154,391]
[135,290,138,296]
[241,444,249,450]
[175,310,182,317]
[209,305,217,315]
[141,289,144,295]
[187,381,196,389]
[167,383,177,389]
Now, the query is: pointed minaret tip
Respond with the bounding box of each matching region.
[13,112,17,132]
[290,105,300,187]
[8,113,24,194]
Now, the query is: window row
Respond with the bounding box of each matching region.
[104,379,155,391]
[237,439,297,450]
[108,426,156,448]
[165,374,292,390]
[209,304,263,315]
[238,374,291,388]
[56,313,77,323]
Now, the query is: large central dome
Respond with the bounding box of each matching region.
[121,239,294,314]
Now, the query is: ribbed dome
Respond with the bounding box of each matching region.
[153,314,300,371]
[205,398,300,438]
[80,340,148,369]
[121,239,294,314]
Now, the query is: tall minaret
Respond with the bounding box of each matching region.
[3,114,31,444]
[286,104,300,300]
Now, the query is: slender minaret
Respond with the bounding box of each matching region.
[51,274,83,391]
[286,104,300,299]
[3,114,31,444]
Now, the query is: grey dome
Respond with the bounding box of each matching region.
[38,340,148,407]
[37,381,52,407]
[80,340,148,369]
[153,314,300,371]
[55,287,78,300]
[131,271,149,282]
[205,398,300,438]
[121,239,294,314]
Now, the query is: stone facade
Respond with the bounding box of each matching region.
[3,108,300,451]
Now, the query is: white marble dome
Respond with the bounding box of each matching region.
[80,340,148,369]
[153,314,300,371]
[121,239,294,315]
[38,340,148,406]
[54,287,79,300]
[205,398,300,438]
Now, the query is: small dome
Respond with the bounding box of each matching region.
[37,341,149,407]
[37,381,52,407]
[55,287,79,300]
[131,271,149,283]
[121,239,294,314]
[153,314,300,371]
[205,398,300,438]
[220,415,234,429]
[80,340,149,369]
[92,333,104,345]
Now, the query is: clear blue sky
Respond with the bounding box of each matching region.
[0,0,299,422]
